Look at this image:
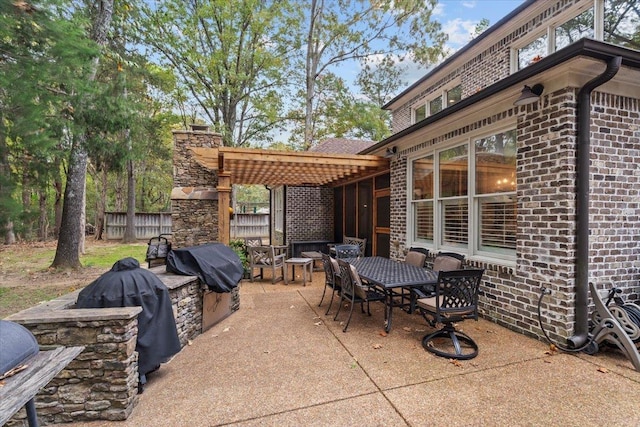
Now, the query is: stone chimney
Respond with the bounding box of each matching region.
[171,127,222,248]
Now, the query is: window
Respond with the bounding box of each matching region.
[474,130,517,253]
[414,104,426,123]
[411,82,462,124]
[430,96,443,115]
[274,186,284,232]
[446,84,462,107]
[555,7,594,51]
[604,0,640,50]
[517,33,548,70]
[514,0,639,72]
[409,128,517,261]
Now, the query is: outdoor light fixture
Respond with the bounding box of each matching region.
[514,84,544,106]
[384,146,397,158]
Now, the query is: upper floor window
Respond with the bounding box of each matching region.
[604,0,640,50]
[412,83,462,124]
[513,0,639,72]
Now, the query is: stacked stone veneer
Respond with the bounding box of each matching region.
[170,128,240,327]
[171,129,221,248]
[6,271,203,426]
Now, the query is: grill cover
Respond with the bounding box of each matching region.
[0,320,39,375]
[76,257,181,376]
[166,243,243,293]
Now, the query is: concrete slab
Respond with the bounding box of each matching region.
[64,272,640,427]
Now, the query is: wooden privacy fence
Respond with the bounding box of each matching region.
[105,212,172,240]
[105,212,269,241]
[231,213,269,240]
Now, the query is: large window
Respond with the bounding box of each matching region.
[274,186,284,233]
[410,129,517,260]
[513,0,640,72]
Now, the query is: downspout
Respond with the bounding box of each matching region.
[567,55,622,348]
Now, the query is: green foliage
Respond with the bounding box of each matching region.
[229,239,248,269]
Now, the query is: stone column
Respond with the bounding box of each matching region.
[171,127,222,248]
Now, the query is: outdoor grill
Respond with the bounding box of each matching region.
[0,320,39,377]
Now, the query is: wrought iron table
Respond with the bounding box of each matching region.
[348,256,437,332]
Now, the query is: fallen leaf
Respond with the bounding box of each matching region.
[449,359,463,367]
[597,367,609,373]
[187,339,193,345]
[543,359,552,364]
[290,305,295,309]
[402,327,412,332]
[314,321,323,326]
[373,343,383,349]
[379,331,388,337]
[549,343,558,352]
[222,327,230,333]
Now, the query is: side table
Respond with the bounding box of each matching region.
[300,251,323,271]
[285,258,313,286]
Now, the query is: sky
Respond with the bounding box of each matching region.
[402,0,526,83]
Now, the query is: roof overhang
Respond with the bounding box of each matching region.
[189,146,389,187]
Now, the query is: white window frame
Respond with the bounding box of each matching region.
[407,123,517,264]
[411,79,463,124]
[274,186,284,233]
[510,0,600,73]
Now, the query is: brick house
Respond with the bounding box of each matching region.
[176,0,639,348]
[357,0,640,346]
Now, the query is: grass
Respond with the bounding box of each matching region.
[0,241,149,319]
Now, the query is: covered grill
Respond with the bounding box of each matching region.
[166,242,243,293]
[76,257,181,389]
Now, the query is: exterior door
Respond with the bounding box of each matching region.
[373,188,390,257]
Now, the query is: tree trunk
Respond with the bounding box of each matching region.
[123,158,136,242]
[21,171,33,240]
[4,221,16,245]
[53,159,63,239]
[51,0,114,269]
[38,189,48,241]
[95,165,107,240]
[52,140,88,268]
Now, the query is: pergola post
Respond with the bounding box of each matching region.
[217,172,231,245]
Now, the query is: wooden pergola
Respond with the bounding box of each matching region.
[188,146,389,243]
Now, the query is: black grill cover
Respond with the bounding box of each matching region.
[0,320,39,375]
[76,257,181,376]
[166,243,242,293]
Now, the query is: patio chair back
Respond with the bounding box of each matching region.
[248,245,285,283]
[405,250,427,268]
[335,244,361,259]
[417,268,484,359]
[343,236,367,256]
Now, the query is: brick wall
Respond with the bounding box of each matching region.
[285,186,334,249]
[391,0,580,132]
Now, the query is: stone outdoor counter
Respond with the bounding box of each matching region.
[4,267,239,426]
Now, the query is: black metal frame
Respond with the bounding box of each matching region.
[418,269,484,360]
[334,259,386,332]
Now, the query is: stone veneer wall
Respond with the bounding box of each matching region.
[171,129,222,248]
[6,271,203,426]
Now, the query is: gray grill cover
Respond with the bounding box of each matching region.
[0,320,39,375]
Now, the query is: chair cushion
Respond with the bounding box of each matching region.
[433,255,462,272]
[349,265,368,300]
[416,296,437,311]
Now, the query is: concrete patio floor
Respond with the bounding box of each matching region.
[69,270,640,427]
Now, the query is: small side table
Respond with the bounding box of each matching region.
[285,258,313,286]
[301,251,323,271]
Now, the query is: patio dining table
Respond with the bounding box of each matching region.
[347,256,437,332]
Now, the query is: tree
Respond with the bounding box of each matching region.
[52,0,115,268]
[134,0,301,147]
[300,0,447,149]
